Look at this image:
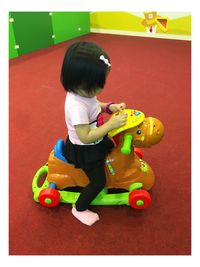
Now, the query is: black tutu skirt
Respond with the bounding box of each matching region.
[63,136,114,169]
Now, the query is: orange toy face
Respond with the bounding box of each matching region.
[130,117,164,148]
[110,111,164,149]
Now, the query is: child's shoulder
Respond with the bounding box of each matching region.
[65,94,88,114]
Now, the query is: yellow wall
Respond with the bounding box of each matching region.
[90,12,191,37]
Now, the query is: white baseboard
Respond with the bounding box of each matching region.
[90,28,191,41]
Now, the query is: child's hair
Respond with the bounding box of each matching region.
[61,41,111,93]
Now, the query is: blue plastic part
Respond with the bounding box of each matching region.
[54,139,69,163]
[135,111,141,116]
[49,182,57,189]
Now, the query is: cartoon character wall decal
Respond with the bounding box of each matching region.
[141,12,169,34]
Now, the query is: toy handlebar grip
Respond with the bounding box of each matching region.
[121,134,133,155]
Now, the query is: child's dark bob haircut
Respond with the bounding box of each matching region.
[61,41,111,93]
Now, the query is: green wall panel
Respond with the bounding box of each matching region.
[9,12,90,58]
[10,12,54,56]
[51,12,90,44]
[9,14,18,59]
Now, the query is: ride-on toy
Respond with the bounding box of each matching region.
[32,109,164,210]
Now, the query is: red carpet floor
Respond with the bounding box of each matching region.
[9,33,191,255]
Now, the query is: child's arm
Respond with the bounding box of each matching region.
[98,101,126,113]
[74,112,127,144]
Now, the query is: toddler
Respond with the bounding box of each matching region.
[61,41,127,226]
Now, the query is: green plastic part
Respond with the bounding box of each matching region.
[32,165,49,202]
[129,182,143,192]
[140,160,149,172]
[44,198,52,204]
[136,200,144,206]
[121,133,133,155]
[59,188,130,206]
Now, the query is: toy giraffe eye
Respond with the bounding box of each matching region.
[136,130,141,135]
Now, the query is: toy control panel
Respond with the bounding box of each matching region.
[109,109,145,137]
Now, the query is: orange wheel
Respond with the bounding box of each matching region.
[38,188,60,207]
[129,189,151,209]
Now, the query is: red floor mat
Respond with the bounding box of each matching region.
[9,33,191,255]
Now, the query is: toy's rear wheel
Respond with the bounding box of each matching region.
[38,188,60,207]
[129,189,151,209]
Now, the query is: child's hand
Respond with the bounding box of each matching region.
[108,112,127,130]
[109,102,126,113]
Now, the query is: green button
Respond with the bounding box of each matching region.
[44,198,52,204]
[136,200,144,206]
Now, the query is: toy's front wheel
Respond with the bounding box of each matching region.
[38,188,60,207]
[129,189,151,209]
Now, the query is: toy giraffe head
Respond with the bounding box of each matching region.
[109,109,164,154]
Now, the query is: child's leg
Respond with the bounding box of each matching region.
[76,161,106,211]
[71,161,106,226]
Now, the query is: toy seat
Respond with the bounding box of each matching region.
[53,139,69,163]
